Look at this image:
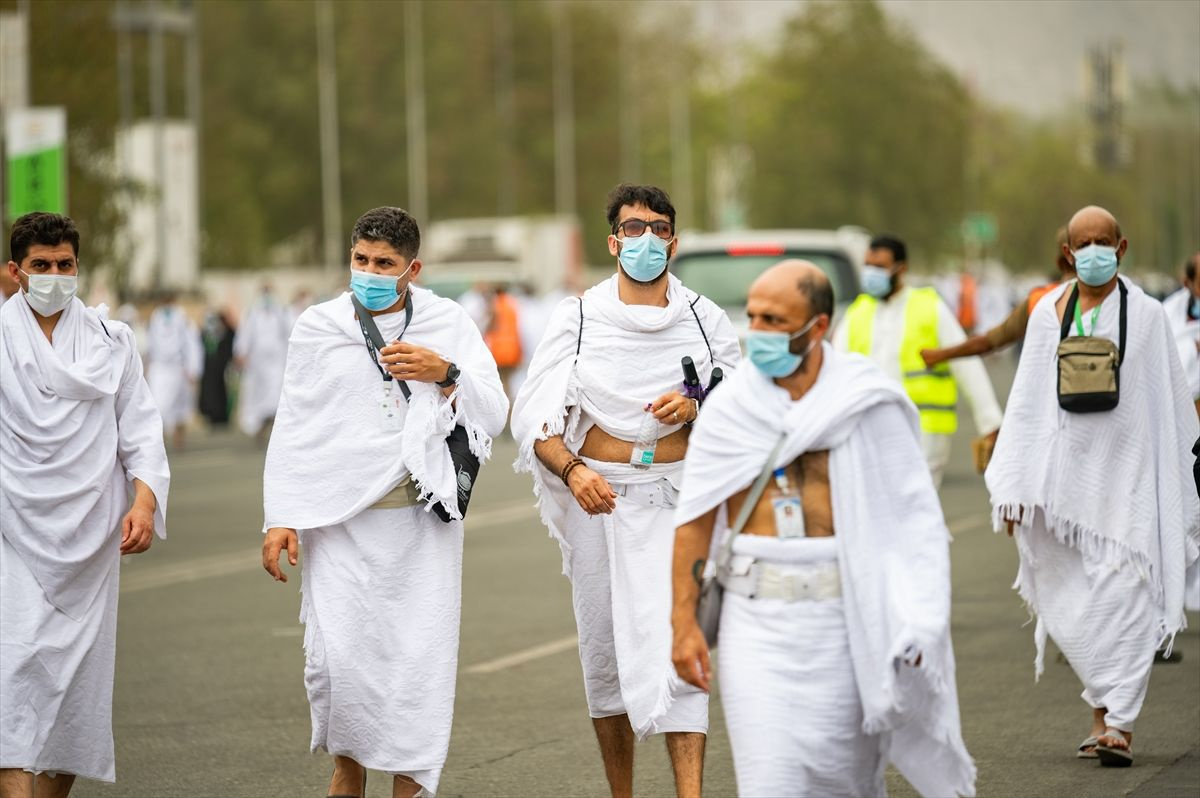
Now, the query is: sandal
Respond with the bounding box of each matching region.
[1076,735,1100,759]
[1095,728,1133,767]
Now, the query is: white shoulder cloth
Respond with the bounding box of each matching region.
[0,295,170,620]
[676,345,977,798]
[985,277,1200,647]
[263,288,508,529]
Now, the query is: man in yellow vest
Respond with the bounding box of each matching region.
[833,234,1001,489]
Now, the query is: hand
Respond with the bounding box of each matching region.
[567,465,617,515]
[120,504,155,555]
[378,341,449,383]
[650,391,697,425]
[671,614,712,692]
[920,348,944,368]
[263,527,299,582]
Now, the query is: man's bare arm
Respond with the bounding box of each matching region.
[533,432,617,515]
[921,335,994,368]
[671,507,718,691]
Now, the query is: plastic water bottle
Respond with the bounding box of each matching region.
[630,403,658,470]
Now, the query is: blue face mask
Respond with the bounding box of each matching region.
[616,232,671,283]
[861,265,894,298]
[1072,244,1119,287]
[1190,295,1200,318]
[350,266,411,311]
[746,315,820,378]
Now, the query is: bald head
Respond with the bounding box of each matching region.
[1066,205,1122,249]
[749,259,834,321]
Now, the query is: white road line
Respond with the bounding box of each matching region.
[464,634,578,675]
[120,500,538,594]
[947,514,992,535]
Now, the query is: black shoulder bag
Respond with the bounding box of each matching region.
[1056,279,1127,413]
[351,294,481,523]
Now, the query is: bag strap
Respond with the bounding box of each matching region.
[576,296,583,356]
[351,293,414,401]
[1059,278,1128,365]
[714,433,789,567]
[688,293,715,364]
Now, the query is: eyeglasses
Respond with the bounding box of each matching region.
[613,218,674,240]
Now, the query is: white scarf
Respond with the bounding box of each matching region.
[985,277,1200,646]
[511,273,740,568]
[0,295,170,619]
[676,345,976,798]
[263,288,507,530]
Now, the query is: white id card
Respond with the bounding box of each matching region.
[773,496,806,538]
[378,382,404,431]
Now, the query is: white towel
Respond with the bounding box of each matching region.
[985,277,1200,650]
[264,288,508,529]
[675,345,976,798]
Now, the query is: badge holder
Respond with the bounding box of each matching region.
[771,467,806,538]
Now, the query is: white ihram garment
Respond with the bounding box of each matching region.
[1163,289,1200,612]
[986,277,1200,729]
[264,289,507,796]
[719,536,887,797]
[234,300,291,436]
[512,273,739,739]
[832,285,1003,487]
[675,345,976,798]
[0,295,169,782]
[146,305,201,428]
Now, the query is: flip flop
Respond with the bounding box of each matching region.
[1077,735,1100,759]
[1095,728,1133,767]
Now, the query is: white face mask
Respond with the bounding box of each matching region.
[20,270,78,317]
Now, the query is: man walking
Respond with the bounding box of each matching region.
[146,292,202,449]
[262,207,507,798]
[234,283,291,445]
[1,212,170,797]
[670,261,975,798]
[512,184,740,798]
[834,234,1002,488]
[986,206,1200,767]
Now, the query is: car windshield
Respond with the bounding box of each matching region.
[671,250,857,309]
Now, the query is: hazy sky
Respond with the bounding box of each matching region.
[692,0,1200,115]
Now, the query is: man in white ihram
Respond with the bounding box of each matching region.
[262,207,507,798]
[513,184,739,798]
[986,206,1200,767]
[1,212,170,798]
[670,260,975,797]
[234,283,291,445]
[146,292,201,449]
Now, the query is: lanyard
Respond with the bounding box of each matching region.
[354,293,412,382]
[1073,299,1100,337]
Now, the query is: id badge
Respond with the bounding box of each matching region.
[773,496,806,538]
[378,382,404,431]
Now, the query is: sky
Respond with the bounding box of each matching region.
[691,0,1200,115]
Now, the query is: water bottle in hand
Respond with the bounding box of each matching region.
[630,403,658,470]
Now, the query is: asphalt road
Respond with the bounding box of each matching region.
[73,356,1199,798]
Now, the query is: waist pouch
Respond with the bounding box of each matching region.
[1057,280,1126,414]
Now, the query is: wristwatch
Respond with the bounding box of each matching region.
[436,362,460,388]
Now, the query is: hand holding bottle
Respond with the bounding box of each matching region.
[649,391,698,425]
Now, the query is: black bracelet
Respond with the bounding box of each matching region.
[561,457,584,485]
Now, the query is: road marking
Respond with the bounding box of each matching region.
[947,514,992,535]
[464,634,578,675]
[120,500,538,594]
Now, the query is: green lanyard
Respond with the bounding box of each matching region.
[1073,298,1101,336]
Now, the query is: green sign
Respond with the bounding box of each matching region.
[5,107,67,222]
[961,213,998,245]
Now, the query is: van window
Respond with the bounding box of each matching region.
[672,250,857,309]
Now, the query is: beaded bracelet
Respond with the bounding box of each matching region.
[561,457,584,485]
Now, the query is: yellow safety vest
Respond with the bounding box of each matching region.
[845,288,958,434]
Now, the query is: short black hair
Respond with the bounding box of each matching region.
[799,270,835,323]
[1186,254,1198,281]
[605,183,676,233]
[9,212,80,265]
[350,207,420,261]
[868,234,907,264]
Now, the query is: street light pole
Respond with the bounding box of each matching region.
[551,2,575,216]
[315,0,342,270]
[404,1,428,224]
